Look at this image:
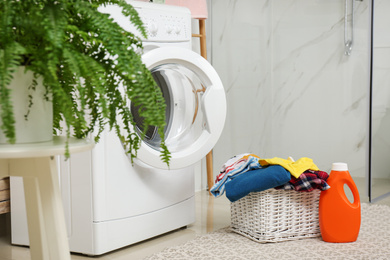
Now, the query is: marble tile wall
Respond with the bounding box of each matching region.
[209,0,373,180]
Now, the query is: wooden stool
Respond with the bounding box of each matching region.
[0,137,94,260]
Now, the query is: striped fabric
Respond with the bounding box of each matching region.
[210,154,261,197]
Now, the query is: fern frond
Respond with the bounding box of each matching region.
[0,0,170,164]
[0,43,25,143]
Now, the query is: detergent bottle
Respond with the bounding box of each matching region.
[319,162,361,243]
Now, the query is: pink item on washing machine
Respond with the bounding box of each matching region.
[165,0,208,19]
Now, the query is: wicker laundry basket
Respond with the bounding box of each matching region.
[230,189,321,243]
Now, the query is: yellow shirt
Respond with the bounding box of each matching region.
[259,157,319,178]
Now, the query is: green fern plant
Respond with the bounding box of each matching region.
[0,0,171,165]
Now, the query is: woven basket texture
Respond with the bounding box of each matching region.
[230,189,321,243]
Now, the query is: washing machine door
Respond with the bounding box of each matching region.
[132,46,226,170]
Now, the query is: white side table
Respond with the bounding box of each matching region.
[0,136,94,260]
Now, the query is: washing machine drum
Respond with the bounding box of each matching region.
[130,47,226,170]
[131,63,203,152]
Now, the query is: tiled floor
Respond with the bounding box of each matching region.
[0,191,231,260]
[1,179,389,260]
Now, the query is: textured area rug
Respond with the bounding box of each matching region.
[145,204,390,260]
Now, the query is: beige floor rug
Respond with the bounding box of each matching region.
[145,203,390,260]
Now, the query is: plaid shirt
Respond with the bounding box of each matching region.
[276,170,330,192]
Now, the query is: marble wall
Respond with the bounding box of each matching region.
[209,0,373,179]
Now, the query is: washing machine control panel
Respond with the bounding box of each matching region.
[134,3,192,43]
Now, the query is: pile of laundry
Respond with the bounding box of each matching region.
[210,153,330,202]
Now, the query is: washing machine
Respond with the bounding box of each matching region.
[10,1,226,256]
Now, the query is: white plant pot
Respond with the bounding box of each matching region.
[0,67,53,144]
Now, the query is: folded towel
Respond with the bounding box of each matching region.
[225,165,291,202]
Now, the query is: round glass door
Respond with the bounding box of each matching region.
[132,63,205,153]
[134,47,226,169]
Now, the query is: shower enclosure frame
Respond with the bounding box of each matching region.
[368,0,390,203]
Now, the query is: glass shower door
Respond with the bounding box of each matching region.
[369,0,390,203]
[210,0,372,201]
[261,0,371,196]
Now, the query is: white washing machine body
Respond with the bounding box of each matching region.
[11,1,226,255]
